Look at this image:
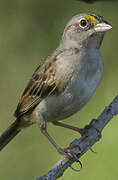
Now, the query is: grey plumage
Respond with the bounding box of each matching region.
[0,13,112,153]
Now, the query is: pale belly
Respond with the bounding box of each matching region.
[35,64,103,122]
[33,49,104,123]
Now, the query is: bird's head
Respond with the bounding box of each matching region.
[62,13,112,49]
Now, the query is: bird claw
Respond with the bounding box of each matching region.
[57,145,82,170]
[58,147,77,160]
[69,162,82,172]
[80,118,101,138]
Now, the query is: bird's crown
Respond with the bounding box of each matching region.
[84,14,98,22]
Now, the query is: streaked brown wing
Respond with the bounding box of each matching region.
[14,57,57,118]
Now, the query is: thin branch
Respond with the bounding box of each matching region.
[37,95,118,180]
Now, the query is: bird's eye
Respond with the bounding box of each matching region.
[79,19,88,28]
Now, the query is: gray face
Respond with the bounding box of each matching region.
[62,13,112,49]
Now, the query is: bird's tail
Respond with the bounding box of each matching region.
[0,119,21,151]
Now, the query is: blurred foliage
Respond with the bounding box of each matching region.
[0,0,118,180]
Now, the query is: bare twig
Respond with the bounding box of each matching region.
[37,95,118,180]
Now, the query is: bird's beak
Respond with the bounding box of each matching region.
[94,21,112,33]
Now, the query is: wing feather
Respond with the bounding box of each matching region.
[14,57,57,118]
[14,48,74,118]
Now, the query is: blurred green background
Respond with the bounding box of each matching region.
[0,0,118,179]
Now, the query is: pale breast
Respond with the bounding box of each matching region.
[60,48,104,117]
[34,48,104,122]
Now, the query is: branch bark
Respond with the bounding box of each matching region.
[37,95,118,180]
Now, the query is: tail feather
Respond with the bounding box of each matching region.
[0,120,21,151]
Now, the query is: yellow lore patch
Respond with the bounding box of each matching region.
[84,15,97,22]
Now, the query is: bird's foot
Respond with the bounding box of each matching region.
[57,145,82,170]
[79,119,101,137]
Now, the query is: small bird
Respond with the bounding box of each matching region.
[0,13,112,157]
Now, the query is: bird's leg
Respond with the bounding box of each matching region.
[52,121,86,136]
[52,120,100,136]
[41,126,62,154]
[41,126,79,160]
[52,120,99,154]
